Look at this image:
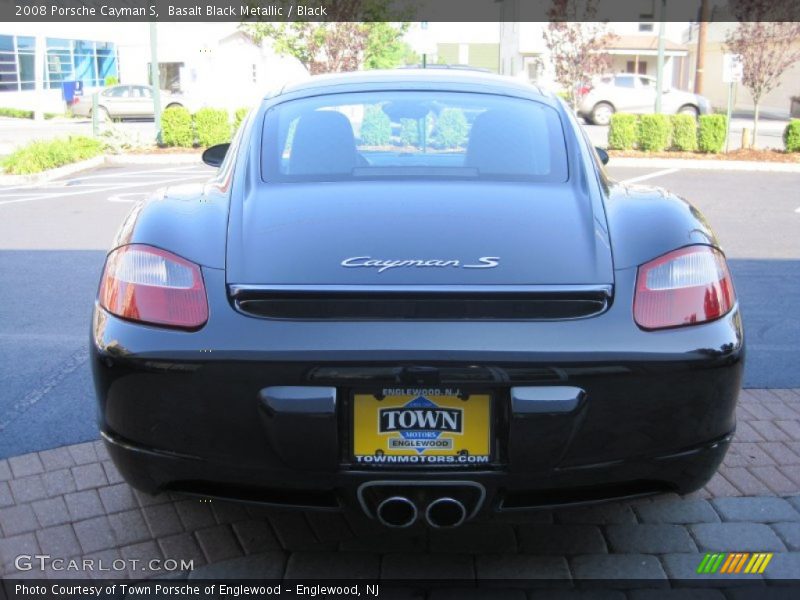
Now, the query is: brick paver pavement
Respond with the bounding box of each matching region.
[0,389,798,583]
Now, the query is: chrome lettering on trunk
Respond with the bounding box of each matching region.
[341,256,500,273]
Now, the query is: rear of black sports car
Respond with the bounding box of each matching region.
[91,71,743,528]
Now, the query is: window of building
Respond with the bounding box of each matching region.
[44,38,118,89]
[252,64,257,83]
[0,34,35,92]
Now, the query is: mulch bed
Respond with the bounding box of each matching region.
[609,148,800,163]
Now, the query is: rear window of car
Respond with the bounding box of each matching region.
[260,91,568,183]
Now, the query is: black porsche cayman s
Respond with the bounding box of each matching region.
[91,70,743,529]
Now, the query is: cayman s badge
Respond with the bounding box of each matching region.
[341,256,500,273]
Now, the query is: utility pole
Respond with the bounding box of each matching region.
[694,0,710,93]
[149,21,162,144]
[654,0,667,113]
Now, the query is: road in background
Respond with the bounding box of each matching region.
[0,163,798,458]
[0,112,791,157]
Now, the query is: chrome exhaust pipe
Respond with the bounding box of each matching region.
[425,497,467,529]
[376,496,418,528]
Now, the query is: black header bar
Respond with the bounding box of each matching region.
[3,0,800,23]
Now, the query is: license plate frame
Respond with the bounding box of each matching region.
[351,387,492,467]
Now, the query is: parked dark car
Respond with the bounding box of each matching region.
[91,70,743,529]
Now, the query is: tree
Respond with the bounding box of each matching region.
[543,0,617,110]
[725,0,800,145]
[241,1,411,74]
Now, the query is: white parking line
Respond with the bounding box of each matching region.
[620,168,681,184]
[0,166,209,193]
[0,176,206,206]
[108,192,150,203]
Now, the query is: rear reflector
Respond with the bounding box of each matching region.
[634,245,734,330]
[99,244,208,330]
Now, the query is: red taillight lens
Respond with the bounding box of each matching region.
[634,246,735,330]
[578,85,592,96]
[99,244,208,330]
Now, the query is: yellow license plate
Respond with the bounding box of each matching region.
[352,389,491,466]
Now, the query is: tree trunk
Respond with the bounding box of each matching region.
[752,102,760,149]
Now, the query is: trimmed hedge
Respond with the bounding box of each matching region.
[360,105,392,146]
[637,114,671,152]
[194,108,231,147]
[607,113,637,150]
[2,136,103,175]
[784,119,800,152]
[434,108,468,148]
[670,114,698,152]
[698,114,727,153]
[161,106,193,147]
[0,108,58,119]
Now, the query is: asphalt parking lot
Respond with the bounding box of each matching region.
[0,159,799,586]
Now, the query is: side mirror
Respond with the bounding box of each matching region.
[595,147,609,165]
[202,143,230,168]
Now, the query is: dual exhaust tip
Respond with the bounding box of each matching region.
[376,495,467,529]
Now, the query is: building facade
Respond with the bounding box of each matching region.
[0,23,307,114]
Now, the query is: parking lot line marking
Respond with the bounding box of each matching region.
[0,176,206,206]
[620,168,681,184]
[0,166,208,193]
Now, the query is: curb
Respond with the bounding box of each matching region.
[610,156,800,173]
[0,153,203,186]
[0,155,105,186]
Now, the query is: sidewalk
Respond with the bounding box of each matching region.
[1,389,799,583]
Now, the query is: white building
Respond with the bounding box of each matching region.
[0,23,308,114]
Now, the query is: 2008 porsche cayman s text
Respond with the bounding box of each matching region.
[91,70,743,529]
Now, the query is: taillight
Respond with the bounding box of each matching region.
[578,85,592,96]
[98,244,208,330]
[634,245,735,330]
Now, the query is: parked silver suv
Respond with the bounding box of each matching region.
[577,74,711,126]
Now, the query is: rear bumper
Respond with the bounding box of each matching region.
[91,268,743,515]
[102,427,732,513]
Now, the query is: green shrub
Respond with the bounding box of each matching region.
[3,136,103,175]
[104,75,119,86]
[434,108,468,148]
[399,118,420,146]
[698,114,727,153]
[784,119,800,152]
[160,106,193,147]
[194,108,231,147]
[0,108,59,119]
[360,105,392,146]
[607,113,637,150]
[232,107,249,134]
[669,114,698,152]
[637,114,671,152]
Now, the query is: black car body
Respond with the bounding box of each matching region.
[91,70,743,529]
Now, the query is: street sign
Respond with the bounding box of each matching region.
[722,53,744,84]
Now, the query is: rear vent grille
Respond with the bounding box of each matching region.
[230,287,611,321]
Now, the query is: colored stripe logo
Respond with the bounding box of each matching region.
[696,552,773,574]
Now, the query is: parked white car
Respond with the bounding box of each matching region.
[577,74,712,126]
[72,85,197,121]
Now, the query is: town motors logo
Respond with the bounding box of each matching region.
[379,396,462,453]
